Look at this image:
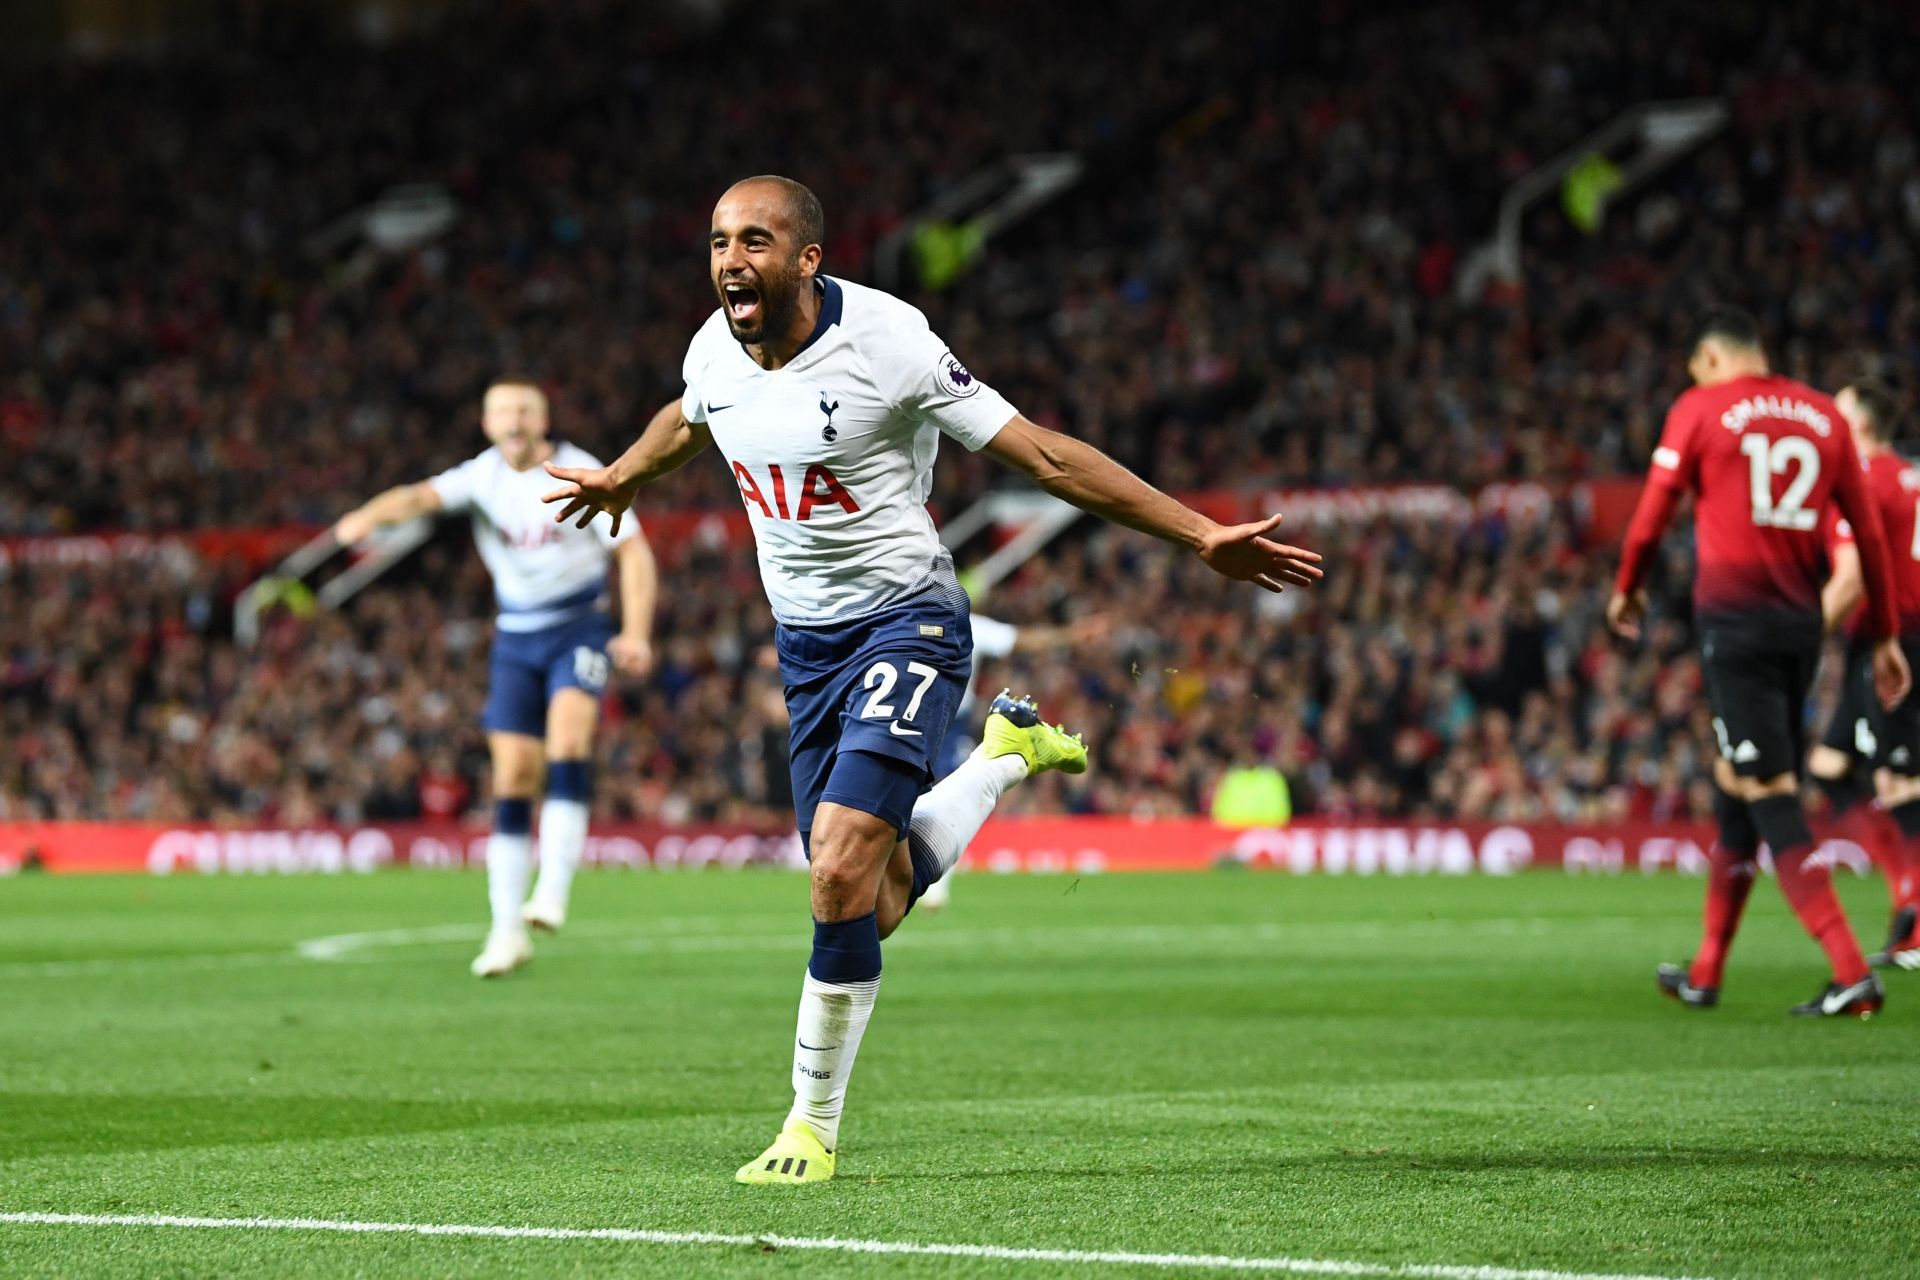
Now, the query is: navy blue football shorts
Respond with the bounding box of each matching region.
[775,586,973,848]
[482,612,615,737]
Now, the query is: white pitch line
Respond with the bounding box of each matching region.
[295,922,485,961]
[0,914,1661,979]
[0,1211,1709,1280]
[294,914,795,961]
[286,914,1653,964]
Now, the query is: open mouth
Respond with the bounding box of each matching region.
[722,282,762,325]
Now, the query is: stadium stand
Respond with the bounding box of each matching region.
[4,0,1919,823]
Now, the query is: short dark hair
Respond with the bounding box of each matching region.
[486,375,547,402]
[1689,305,1764,354]
[738,174,825,252]
[1843,379,1901,443]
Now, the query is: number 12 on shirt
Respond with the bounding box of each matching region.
[1740,432,1820,531]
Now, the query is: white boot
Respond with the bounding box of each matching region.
[470,925,533,978]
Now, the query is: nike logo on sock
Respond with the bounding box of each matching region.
[797,1038,839,1052]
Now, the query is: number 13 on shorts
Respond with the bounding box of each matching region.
[859,659,939,734]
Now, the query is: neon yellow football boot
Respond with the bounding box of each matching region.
[734,1121,835,1185]
[979,690,1089,776]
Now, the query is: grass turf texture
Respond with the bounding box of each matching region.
[1,869,1916,1279]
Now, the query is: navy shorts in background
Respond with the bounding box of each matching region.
[482,612,616,737]
[776,586,973,840]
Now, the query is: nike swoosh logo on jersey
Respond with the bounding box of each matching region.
[709,404,735,413]
[889,722,923,738]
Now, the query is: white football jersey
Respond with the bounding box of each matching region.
[429,441,634,633]
[680,276,1016,626]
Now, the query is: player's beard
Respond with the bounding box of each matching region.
[722,267,802,345]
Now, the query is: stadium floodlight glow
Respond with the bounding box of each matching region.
[1456,99,1729,301]
[872,153,1085,293]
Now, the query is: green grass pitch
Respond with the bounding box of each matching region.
[2,868,1916,1278]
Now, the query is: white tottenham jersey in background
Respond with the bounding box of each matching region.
[429,441,635,633]
[960,615,1020,713]
[680,276,1016,626]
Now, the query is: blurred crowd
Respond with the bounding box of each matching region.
[5,0,1919,823]
[1,533,781,826]
[9,0,1918,535]
[0,506,1727,826]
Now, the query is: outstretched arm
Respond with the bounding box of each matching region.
[980,416,1322,592]
[1012,613,1114,653]
[544,398,712,537]
[335,482,443,545]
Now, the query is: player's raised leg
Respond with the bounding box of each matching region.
[525,683,602,932]
[474,731,542,977]
[912,730,977,914]
[878,691,1087,936]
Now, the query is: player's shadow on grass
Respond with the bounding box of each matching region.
[0,1092,647,1159]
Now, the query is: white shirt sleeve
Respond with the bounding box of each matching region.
[971,615,1020,658]
[427,454,485,513]
[870,309,1016,452]
[680,325,712,425]
[596,515,637,550]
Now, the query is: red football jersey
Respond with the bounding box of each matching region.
[1824,449,1920,635]
[1616,373,1898,638]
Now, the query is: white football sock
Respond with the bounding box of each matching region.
[907,748,1028,879]
[784,972,881,1152]
[486,832,533,932]
[532,798,589,907]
